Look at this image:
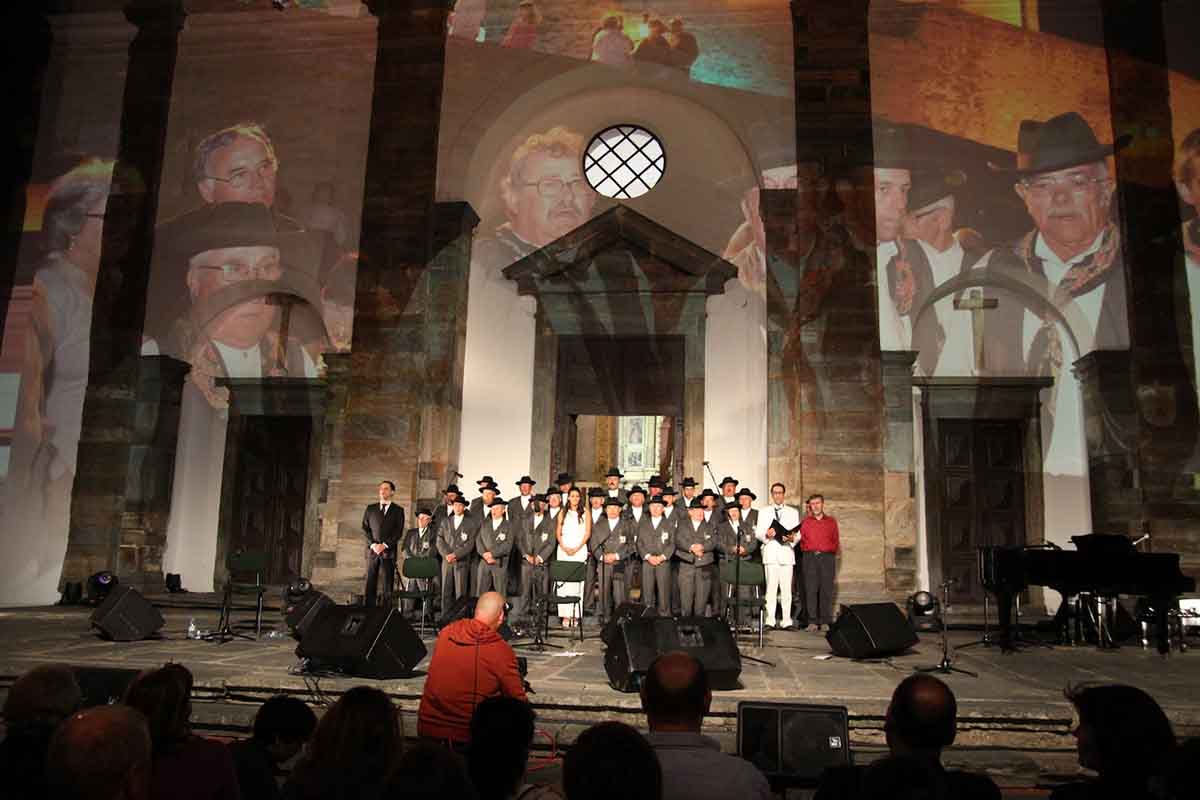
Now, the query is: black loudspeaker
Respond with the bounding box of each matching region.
[737,702,851,788]
[604,616,741,692]
[826,602,918,659]
[601,602,656,647]
[72,667,141,707]
[285,590,333,640]
[296,605,427,678]
[437,595,514,640]
[90,586,165,641]
[60,582,84,605]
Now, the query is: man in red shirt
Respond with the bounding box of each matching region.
[799,494,840,632]
[417,591,528,746]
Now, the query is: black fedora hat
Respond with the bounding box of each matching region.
[604,467,624,479]
[718,476,738,488]
[626,485,647,498]
[555,472,574,485]
[516,475,537,486]
[444,483,461,495]
[680,477,697,488]
[736,487,757,501]
[588,487,606,498]
[477,474,495,485]
[603,496,624,508]
[989,112,1130,176]
[908,168,967,215]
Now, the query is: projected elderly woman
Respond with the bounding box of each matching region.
[1,159,116,604]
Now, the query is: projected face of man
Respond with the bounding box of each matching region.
[1176,155,1200,211]
[874,167,912,245]
[198,135,278,207]
[904,200,954,252]
[1016,162,1113,261]
[186,246,282,349]
[504,150,596,247]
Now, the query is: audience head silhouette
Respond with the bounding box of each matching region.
[564,720,662,800]
[468,696,536,800]
[47,705,152,800]
[1066,683,1175,782]
[475,591,507,630]
[123,662,194,757]
[640,651,710,731]
[885,674,957,759]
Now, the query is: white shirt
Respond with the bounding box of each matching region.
[663,506,675,519]
[492,516,503,530]
[876,240,911,350]
[1025,231,1107,355]
[520,495,530,509]
[608,517,619,531]
[591,507,604,524]
[652,516,662,529]
[703,510,713,523]
[916,237,988,376]
[607,488,620,497]
[631,506,644,522]
[452,514,463,530]
[755,504,800,565]
[533,513,544,527]
[380,503,389,515]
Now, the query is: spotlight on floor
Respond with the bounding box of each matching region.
[86,571,119,606]
[907,590,942,632]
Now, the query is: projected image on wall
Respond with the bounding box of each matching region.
[449,0,793,97]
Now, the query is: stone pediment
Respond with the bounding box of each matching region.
[502,205,737,296]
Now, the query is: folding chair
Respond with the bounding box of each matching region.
[547,559,587,643]
[721,559,767,647]
[207,550,268,642]
[395,556,439,636]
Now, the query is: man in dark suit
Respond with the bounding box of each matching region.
[676,498,717,617]
[400,509,438,617]
[362,480,405,607]
[431,484,461,532]
[515,494,557,620]
[637,495,675,615]
[476,497,513,599]
[591,497,635,621]
[603,467,626,503]
[437,495,478,611]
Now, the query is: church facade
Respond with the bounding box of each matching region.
[2,0,1198,609]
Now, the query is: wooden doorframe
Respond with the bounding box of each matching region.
[914,377,1051,597]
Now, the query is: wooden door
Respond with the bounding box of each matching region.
[938,419,1025,604]
[231,415,311,584]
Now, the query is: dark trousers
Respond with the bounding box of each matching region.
[679,562,712,617]
[583,558,598,613]
[792,552,809,625]
[440,559,470,611]
[515,560,549,618]
[803,551,837,625]
[475,559,509,599]
[670,560,682,614]
[400,576,437,615]
[364,554,395,607]
[642,559,672,615]
[596,559,626,620]
[709,557,723,616]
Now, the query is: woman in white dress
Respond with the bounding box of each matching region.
[555,486,591,626]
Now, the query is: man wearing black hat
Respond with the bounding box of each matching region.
[515,494,557,620]
[432,484,461,533]
[584,487,607,614]
[647,475,665,499]
[624,485,649,601]
[401,509,438,617]
[603,467,626,504]
[986,112,1128,446]
[362,480,405,607]
[165,202,321,398]
[437,495,478,611]
[555,472,574,508]
[591,497,635,620]
[660,486,683,615]
[470,481,500,519]
[717,501,760,618]
[676,498,717,617]
[716,477,739,521]
[676,477,698,516]
[476,497,514,600]
[736,488,758,530]
[637,493,675,615]
[508,476,538,527]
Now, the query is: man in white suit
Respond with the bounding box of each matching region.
[755,482,801,629]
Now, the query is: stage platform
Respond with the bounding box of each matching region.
[1,601,1198,797]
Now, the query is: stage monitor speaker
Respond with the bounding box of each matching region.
[438,595,514,640]
[90,586,164,642]
[826,602,917,659]
[604,615,741,693]
[72,666,141,707]
[296,605,427,678]
[285,590,333,640]
[601,602,656,647]
[737,702,851,788]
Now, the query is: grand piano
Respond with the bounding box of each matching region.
[982,534,1195,654]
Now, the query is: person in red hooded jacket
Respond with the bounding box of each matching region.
[418,591,528,747]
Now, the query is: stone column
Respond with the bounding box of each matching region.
[1098,0,1200,558]
[321,0,468,595]
[881,351,918,596]
[62,0,185,587]
[780,0,886,601]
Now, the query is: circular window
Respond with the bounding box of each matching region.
[584,125,665,199]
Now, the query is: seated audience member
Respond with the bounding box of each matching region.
[0,664,83,800]
[123,663,241,800]
[1152,736,1200,800]
[468,696,561,800]
[282,686,403,800]
[46,705,153,800]
[387,740,479,800]
[562,721,662,800]
[418,591,527,747]
[640,651,771,800]
[229,695,317,800]
[1050,684,1176,800]
[816,674,1000,800]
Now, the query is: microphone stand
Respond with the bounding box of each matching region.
[732,521,775,668]
[914,578,977,677]
[513,562,560,652]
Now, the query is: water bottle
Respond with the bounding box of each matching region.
[187,618,198,640]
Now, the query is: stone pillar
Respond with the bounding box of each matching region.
[1099,0,1200,560]
[779,0,886,601]
[116,355,189,591]
[881,351,918,597]
[62,0,185,587]
[322,0,464,594]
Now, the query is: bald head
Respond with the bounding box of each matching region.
[475,591,506,629]
[640,651,710,730]
[48,705,152,800]
[886,675,957,757]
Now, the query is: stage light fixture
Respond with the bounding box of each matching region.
[86,571,119,605]
[906,590,942,632]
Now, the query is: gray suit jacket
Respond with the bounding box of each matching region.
[402,526,437,558]
[676,519,718,566]
[591,517,636,562]
[437,513,479,560]
[637,514,675,559]
[518,513,558,562]
[476,516,514,563]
